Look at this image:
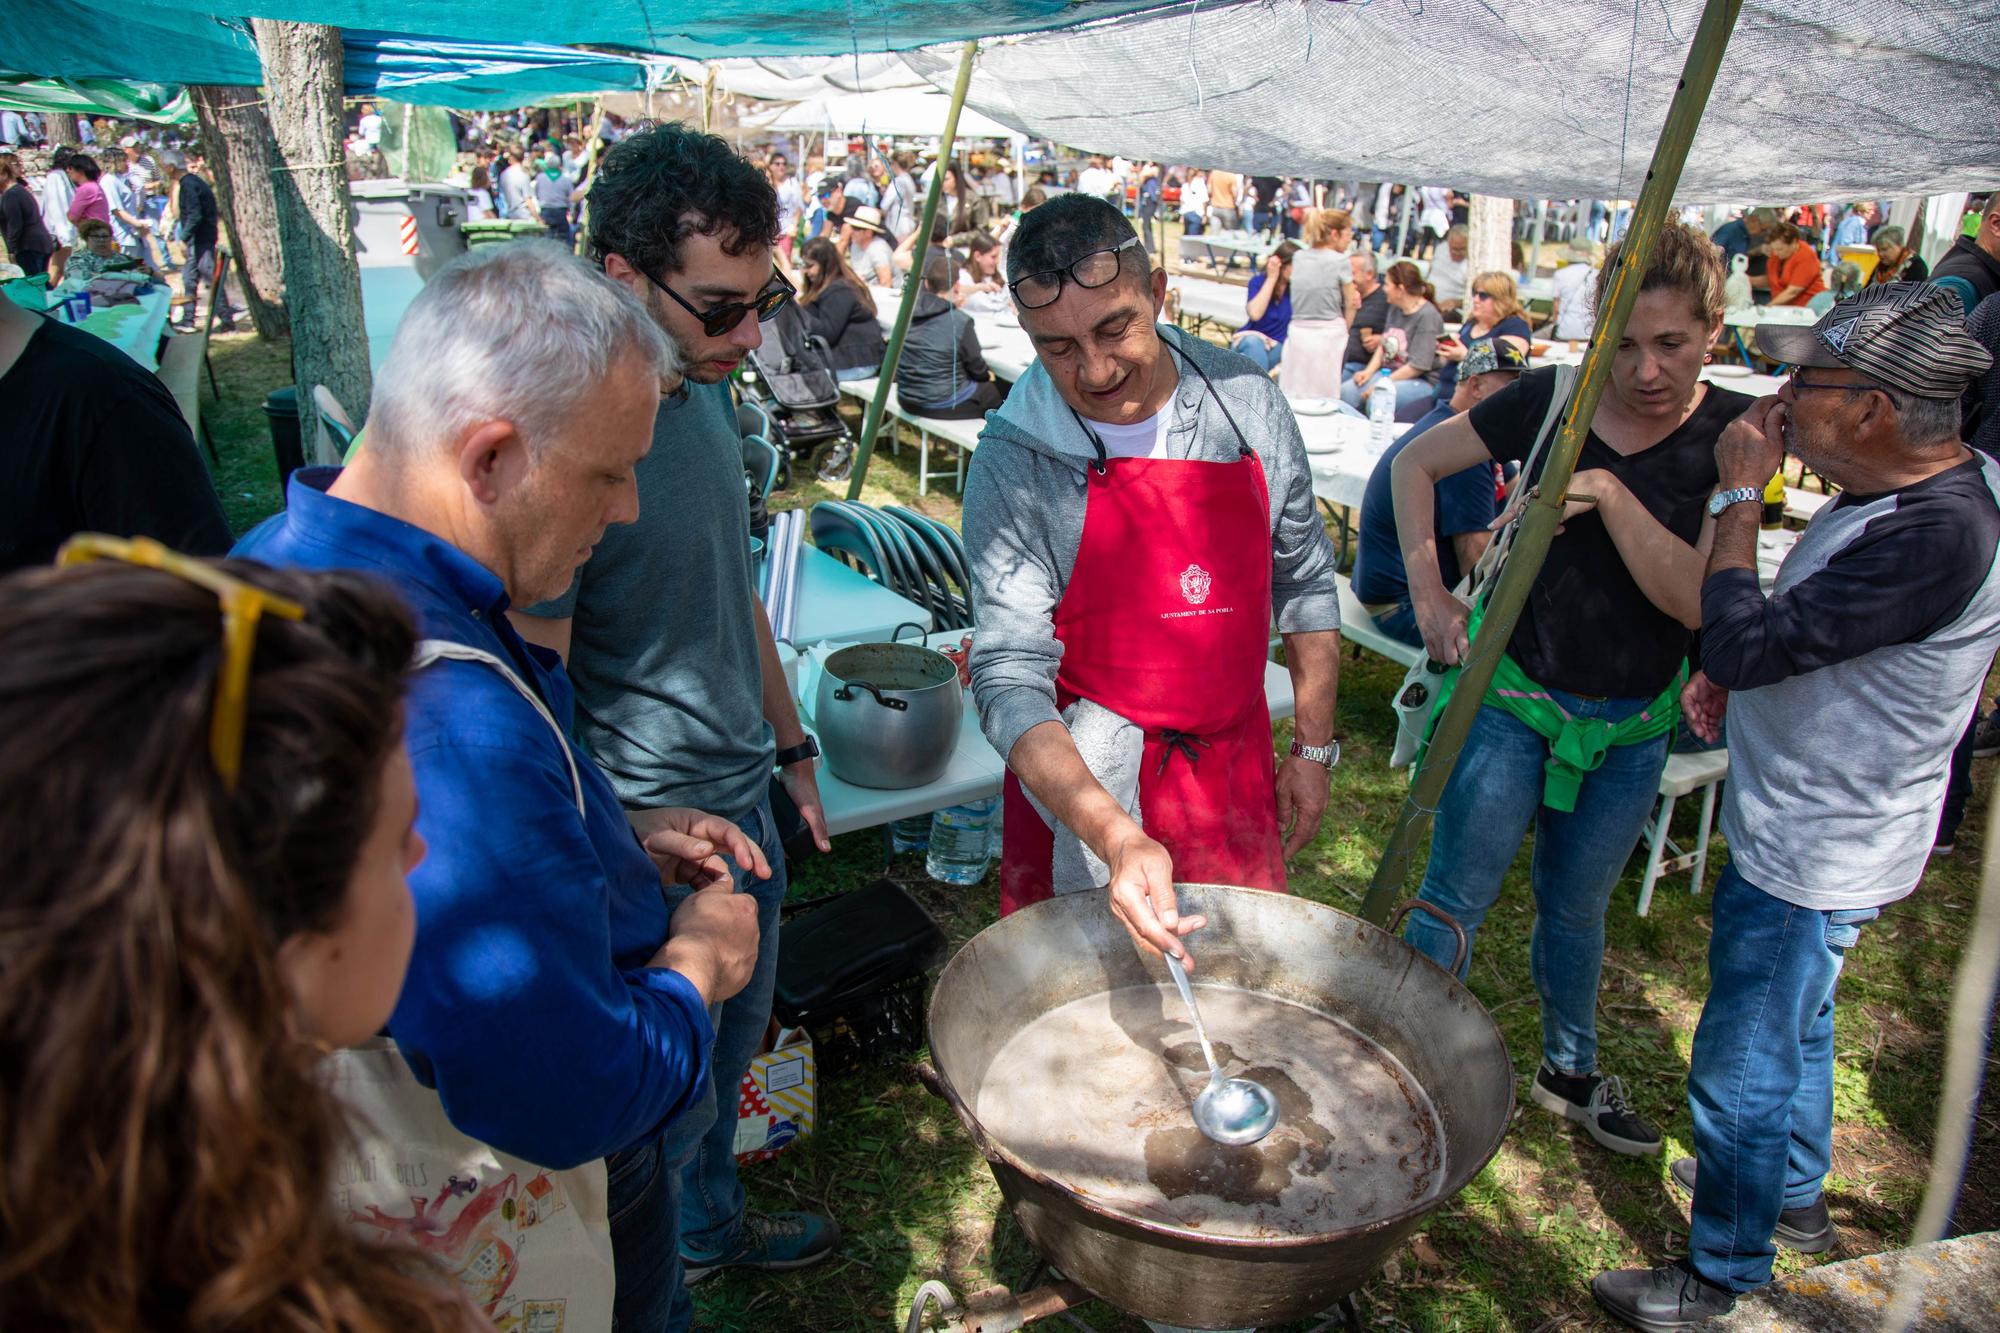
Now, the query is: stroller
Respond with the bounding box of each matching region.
[739,301,857,483]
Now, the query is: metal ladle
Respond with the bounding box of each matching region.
[1162,950,1279,1147]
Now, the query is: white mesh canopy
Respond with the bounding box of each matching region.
[901,0,2000,202]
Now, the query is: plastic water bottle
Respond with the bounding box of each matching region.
[890,814,931,853]
[927,796,998,884]
[1369,369,1398,448]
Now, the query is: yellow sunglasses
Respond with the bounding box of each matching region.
[56,534,306,789]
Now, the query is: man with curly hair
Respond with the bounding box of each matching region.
[511,123,838,1332]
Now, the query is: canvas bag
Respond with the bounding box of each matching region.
[324,639,613,1331]
[1389,364,1580,768]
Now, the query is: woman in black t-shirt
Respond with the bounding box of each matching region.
[1387,221,1748,1159]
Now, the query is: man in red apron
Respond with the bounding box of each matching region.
[963,194,1344,968]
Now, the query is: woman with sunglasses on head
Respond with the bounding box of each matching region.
[797,234,886,382]
[0,543,479,1330]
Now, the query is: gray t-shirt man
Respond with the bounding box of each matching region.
[531,379,773,816]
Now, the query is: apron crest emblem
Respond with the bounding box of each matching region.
[1179,563,1213,606]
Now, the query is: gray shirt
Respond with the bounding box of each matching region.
[532,380,773,816]
[1289,248,1350,321]
[1386,302,1445,380]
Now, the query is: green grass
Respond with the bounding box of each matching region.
[203,320,1999,1333]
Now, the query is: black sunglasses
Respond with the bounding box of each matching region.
[1786,372,1881,397]
[643,265,795,338]
[1009,236,1142,310]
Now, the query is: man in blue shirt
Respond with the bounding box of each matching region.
[1351,340,1525,646]
[512,123,841,1323]
[1711,207,1775,269]
[235,241,763,1330]
[1831,201,1873,251]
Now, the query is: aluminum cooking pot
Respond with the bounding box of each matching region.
[814,625,962,789]
[923,884,1513,1330]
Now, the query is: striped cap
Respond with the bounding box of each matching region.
[1759,282,1993,400]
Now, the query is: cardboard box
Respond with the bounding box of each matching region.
[734,1025,816,1162]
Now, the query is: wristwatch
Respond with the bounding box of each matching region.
[773,737,821,768]
[1707,486,1762,517]
[1289,739,1340,769]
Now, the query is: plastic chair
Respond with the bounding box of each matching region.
[833,502,938,623]
[742,433,783,498]
[869,508,958,629]
[1806,291,1836,316]
[809,502,895,589]
[885,506,973,627]
[735,399,776,441]
[312,384,359,465]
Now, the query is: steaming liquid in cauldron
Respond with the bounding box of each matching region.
[972,983,1443,1238]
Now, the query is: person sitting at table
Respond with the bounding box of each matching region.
[843,203,896,286]
[1230,239,1298,374]
[1341,260,1444,419]
[955,232,1011,318]
[1433,270,1533,405]
[1755,222,1825,308]
[0,253,230,573]
[1865,224,1927,286]
[897,251,1006,420]
[0,152,55,277]
[1343,249,1389,380]
[53,217,158,293]
[1351,339,1523,647]
[1428,224,1472,317]
[1390,219,1749,1161]
[0,552,479,1331]
[797,235,885,383]
[1277,209,1354,399]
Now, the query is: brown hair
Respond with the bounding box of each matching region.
[1765,221,1802,247]
[75,217,113,242]
[1595,218,1726,325]
[799,234,876,317]
[1471,270,1526,325]
[0,559,471,1331]
[1384,259,1437,307]
[0,151,18,186]
[1304,208,1353,248]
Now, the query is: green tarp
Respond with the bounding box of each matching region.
[0,74,193,124]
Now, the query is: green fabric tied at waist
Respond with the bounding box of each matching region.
[1485,651,1684,812]
[1416,598,1684,812]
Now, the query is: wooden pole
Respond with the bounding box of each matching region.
[844,39,978,500]
[1358,0,1747,926]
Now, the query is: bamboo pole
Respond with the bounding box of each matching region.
[845,39,978,500]
[1359,0,1747,927]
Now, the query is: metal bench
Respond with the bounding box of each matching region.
[839,378,983,496]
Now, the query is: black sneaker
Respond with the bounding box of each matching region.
[1531,1064,1662,1156]
[1974,711,2000,758]
[1592,1261,1735,1332]
[1669,1156,1836,1253]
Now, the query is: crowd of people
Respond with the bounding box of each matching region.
[4,90,2000,1333]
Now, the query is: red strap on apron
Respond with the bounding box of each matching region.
[999,449,1287,915]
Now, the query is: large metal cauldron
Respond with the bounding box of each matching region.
[923,884,1513,1330]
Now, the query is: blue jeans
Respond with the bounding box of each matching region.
[1687,864,1877,1291]
[1339,375,1434,416]
[1182,213,1205,237]
[1231,332,1282,373]
[1405,697,1669,1074]
[608,795,787,1332]
[1369,598,1422,649]
[834,365,875,383]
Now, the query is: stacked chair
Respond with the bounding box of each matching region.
[809,501,974,631]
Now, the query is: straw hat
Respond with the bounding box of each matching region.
[844,203,892,238]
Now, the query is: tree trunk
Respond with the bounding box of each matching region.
[190,85,289,340]
[43,112,80,146]
[253,19,371,423]
[1466,194,1514,281]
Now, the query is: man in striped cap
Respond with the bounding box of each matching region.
[1593,281,1996,1330]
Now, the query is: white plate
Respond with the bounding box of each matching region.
[1302,437,1344,455]
[1706,363,1753,378]
[1288,396,1341,417]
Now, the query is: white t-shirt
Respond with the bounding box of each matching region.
[1180,176,1208,219]
[1428,253,1469,306]
[850,236,893,283]
[775,177,803,233]
[1552,261,1598,339]
[1078,166,1119,200]
[358,112,383,146]
[1054,403,1173,461]
[957,272,1011,318]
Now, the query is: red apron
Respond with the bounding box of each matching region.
[999,448,1287,914]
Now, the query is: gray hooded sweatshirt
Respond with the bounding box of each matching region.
[963,324,1342,765]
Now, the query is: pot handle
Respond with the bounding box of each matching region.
[891,620,928,643]
[832,679,909,711]
[1387,898,1470,976]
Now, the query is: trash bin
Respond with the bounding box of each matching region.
[408,183,471,278]
[461,219,551,249]
[263,387,304,496]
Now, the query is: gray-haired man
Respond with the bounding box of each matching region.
[1593,282,1999,1330]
